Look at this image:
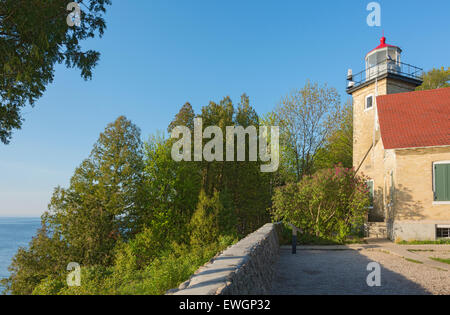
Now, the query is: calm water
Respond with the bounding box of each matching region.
[0,217,40,294]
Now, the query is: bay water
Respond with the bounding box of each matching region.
[0,217,41,294]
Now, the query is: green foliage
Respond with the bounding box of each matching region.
[126,242,224,295]
[0,0,111,144]
[416,67,450,91]
[272,81,342,180]
[3,116,146,294]
[190,191,221,247]
[45,116,145,266]
[404,258,423,264]
[6,83,359,294]
[143,134,202,245]
[272,167,369,241]
[260,112,297,185]
[4,81,361,295]
[95,231,236,295]
[314,101,353,170]
[397,239,450,245]
[30,238,236,295]
[31,276,66,296]
[1,227,69,295]
[197,95,272,235]
[49,265,114,295]
[168,102,195,133]
[114,228,162,271]
[5,94,271,295]
[276,223,366,245]
[190,190,236,247]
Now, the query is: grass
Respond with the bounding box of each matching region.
[429,257,450,265]
[343,237,368,245]
[277,224,367,246]
[407,249,434,253]
[404,257,423,264]
[397,239,450,245]
[280,235,367,246]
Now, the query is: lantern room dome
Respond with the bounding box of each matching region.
[346,36,423,94]
[364,36,403,81]
[366,36,402,58]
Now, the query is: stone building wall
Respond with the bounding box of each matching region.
[391,147,450,241]
[352,77,418,224]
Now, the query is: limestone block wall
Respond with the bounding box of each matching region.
[167,223,281,295]
[352,77,418,224]
[388,146,450,241]
[386,78,420,94]
[390,221,440,241]
[394,147,450,221]
[352,80,383,171]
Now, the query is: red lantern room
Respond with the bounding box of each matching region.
[365,36,402,81]
[347,36,423,93]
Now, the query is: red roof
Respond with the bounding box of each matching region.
[377,87,450,150]
[366,37,400,57]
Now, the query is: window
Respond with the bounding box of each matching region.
[433,162,450,202]
[367,180,374,208]
[365,95,373,110]
[436,226,450,239]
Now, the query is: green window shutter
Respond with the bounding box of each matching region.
[434,164,450,201]
[447,164,450,201]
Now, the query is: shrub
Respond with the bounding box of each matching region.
[190,190,237,247]
[31,276,65,295]
[272,166,369,241]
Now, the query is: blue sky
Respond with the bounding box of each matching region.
[0,0,449,216]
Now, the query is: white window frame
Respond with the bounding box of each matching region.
[365,94,374,111]
[432,161,450,205]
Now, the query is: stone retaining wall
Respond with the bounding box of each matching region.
[167,223,281,295]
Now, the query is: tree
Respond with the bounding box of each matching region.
[168,102,195,133]
[3,116,146,295]
[45,116,145,265]
[313,100,353,171]
[260,111,298,185]
[142,133,202,246]
[164,95,273,236]
[272,167,369,241]
[416,67,450,91]
[5,96,275,294]
[189,190,223,247]
[273,81,342,180]
[0,0,111,144]
[198,95,272,235]
[0,226,69,295]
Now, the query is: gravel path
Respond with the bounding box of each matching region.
[271,247,450,295]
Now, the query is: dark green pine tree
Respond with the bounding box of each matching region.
[3,116,146,294]
[168,102,195,133]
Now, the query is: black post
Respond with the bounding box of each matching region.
[292,234,297,254]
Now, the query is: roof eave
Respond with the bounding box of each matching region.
[387,144,450,151]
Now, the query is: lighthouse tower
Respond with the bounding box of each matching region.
[347,36,423,222]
